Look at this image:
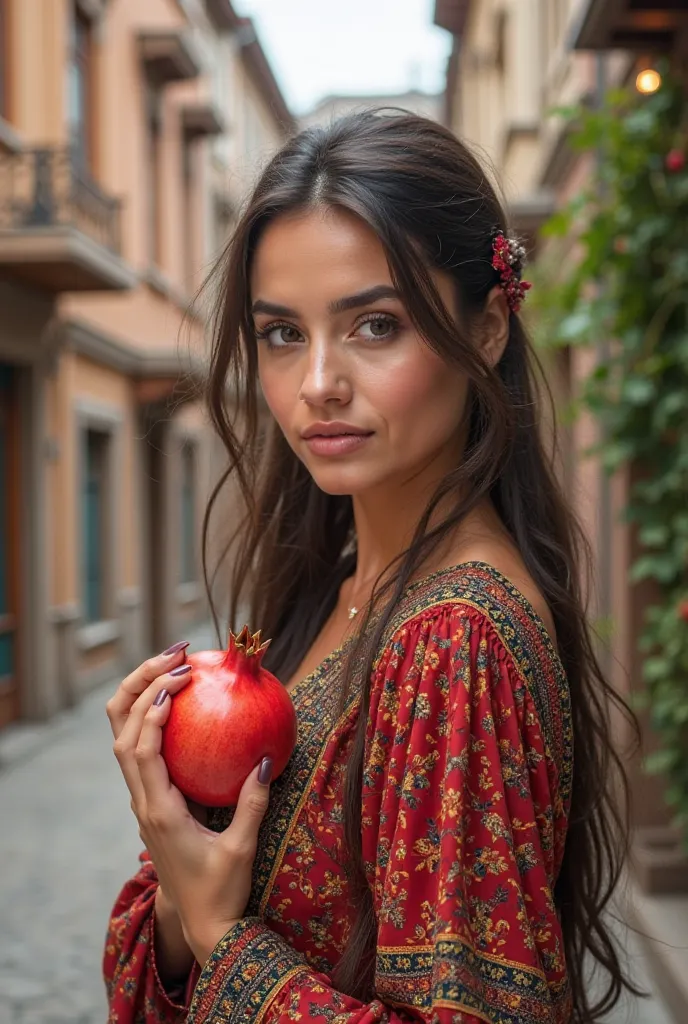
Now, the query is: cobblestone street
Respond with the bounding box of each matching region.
[0,623,216,1024]
[0,686,139,1024]
[0,622,676,1024]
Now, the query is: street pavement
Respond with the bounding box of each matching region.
[0,622,676,1023]
[0,622,217,1024]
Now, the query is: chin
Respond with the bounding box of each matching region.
[307,464,385,497]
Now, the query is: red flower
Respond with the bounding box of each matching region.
[678,600,688,624]
[665,149,685,173]
[491,232,531,313]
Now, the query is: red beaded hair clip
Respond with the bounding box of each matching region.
[491,231,532,313]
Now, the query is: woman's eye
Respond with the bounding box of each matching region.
[259,324,302,347]
[356,316,398,341]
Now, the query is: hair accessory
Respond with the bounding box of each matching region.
[491,231,532,313]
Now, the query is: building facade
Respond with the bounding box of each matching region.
[0,0,292,730]
[434,0,688,1015]
[300,89,443,130]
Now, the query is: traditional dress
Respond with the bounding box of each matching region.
[104,562,573,1023]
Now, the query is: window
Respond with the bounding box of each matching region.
[542,0,568,60]
[556,0,568,46]
[211,34,231,164]
[182,141,194,292]
[83,428,109,622]
[146,85,162,266]
[495,10,507,76]
[180,444,196,584]
[243,93,262,161]
[212,194,233,257]
[67,5,93,174]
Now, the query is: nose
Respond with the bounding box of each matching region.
[298,337,352,408]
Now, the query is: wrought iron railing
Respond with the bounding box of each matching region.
[0,146,122,253]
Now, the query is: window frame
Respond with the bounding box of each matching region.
[182,139,194,293]
[67,2,94,176]
[145,83,163,268]
[83,428,109,623]
[212,193,234,257]
[179,440,198,587]
[75,399,122,650]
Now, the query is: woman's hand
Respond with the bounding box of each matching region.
[106,644,273,967]
[106,639,196,894]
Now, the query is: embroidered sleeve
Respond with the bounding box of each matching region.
[103,849,197,1023]
[186,603,572,1023]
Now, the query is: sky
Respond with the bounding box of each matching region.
[235,0,453,115]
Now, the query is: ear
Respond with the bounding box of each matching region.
[479,285,511,368]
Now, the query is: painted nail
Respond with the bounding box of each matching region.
[169,664,192,678]
[153,688,169,707]
[162,640,190,656]
[258,757,273,786]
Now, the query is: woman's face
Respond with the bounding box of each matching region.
[251,207,470,497]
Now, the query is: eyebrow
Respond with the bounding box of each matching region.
[251,285,401,319]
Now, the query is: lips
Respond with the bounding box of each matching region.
[301,422,372,440]
[300,423,374,457]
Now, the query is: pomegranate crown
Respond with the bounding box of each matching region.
[229,625,271,659]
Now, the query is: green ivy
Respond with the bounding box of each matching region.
[533,65,688,837]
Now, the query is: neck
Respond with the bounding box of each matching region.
[348,444,464,592]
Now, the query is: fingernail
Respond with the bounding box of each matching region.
[169,664,192,678]
[153,688,169,707]
[162,640,190,656]
[258,757,273,785]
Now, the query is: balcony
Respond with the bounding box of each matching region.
[572,0,688,51]
[138,30,201,86]
[181,100,225,139]
[0,146,135,292]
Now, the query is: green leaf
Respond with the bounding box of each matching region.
[653,391,687,430]
[557,310,594,343]
[601,441,635,472]
[541,208,577,240]
[645,748,681,774]
[622,377,656,405]
[643,656,672,683]
[639,524,670,547]
[630,553,679,585]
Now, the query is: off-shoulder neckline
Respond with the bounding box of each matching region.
[287,559,564,699]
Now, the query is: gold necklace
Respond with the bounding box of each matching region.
[347,579,378,620]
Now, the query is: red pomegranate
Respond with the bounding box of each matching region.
[665,149,685,173]
[161,626,297,807]
[678,600,688,625]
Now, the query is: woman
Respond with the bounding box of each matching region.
[104,111,637,1023]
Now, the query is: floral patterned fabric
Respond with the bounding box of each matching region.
[104,562,573,1023]
[104,849,200,1022]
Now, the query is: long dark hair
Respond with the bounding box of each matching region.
[200,110,639,1021]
